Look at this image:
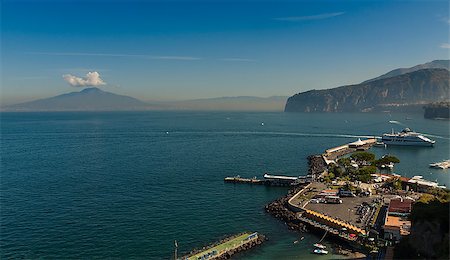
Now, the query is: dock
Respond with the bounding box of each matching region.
[224,176,264,184]
[224,174,312,186]
[181,232,264,260]
[324,138,377,161]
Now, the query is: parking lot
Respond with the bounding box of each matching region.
[305,195,380,228]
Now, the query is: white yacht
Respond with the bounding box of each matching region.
[429,160,450,169]
[381,128,435,147]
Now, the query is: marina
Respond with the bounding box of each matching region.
[266,136,449,259]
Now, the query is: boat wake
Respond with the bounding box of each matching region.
[421,133,450,140]
[388,120,405,126]
[168,131,381,139]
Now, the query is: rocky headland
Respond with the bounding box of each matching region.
[285,60,450,113]
[423,101,450,119]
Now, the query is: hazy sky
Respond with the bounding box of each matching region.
[1,0,449,105]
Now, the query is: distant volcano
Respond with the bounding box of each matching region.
[4,87,153,111]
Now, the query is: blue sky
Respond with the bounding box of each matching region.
[1,0,449,104]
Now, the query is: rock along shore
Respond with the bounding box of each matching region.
[214,235,266,259]
[182,233,266,260]
[265,155,326,231]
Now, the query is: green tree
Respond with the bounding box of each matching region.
[328,163,345,177]
[374,155,400,167]
[352,166,376,183]
[427,187,450,202]
[356,173,372,183]
[350,152,375,163]
[385,177,402,190]
[328,172,335,180]
[358,166,377,175]
[337,157,351,167]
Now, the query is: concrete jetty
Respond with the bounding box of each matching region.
[324,138,377,161]
[224,174,312,186]
[181,232,265,260]
[224,176,264,184]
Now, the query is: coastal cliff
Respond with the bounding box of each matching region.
[423,101,450,119]
[285,68,450,113]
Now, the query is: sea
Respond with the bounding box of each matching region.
[1,111,449,259]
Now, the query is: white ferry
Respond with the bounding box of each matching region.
[381,128,435,147]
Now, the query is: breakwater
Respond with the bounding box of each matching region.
[265,154,325,231]
[265,185,308,232]
[307,154,327,178]
[181,232,266,260]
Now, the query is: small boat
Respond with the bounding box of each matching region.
[300,236,304,241]
[429,160,450,169]
[313,249,328,255]
[293,240,298,244]
[374,142,385,147]
[313,243,326,249]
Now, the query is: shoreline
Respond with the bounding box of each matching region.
[264,150,371,258]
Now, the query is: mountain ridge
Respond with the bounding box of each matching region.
[285,68,450,113]
[4,87,153,111]
[363,60,449,83]
[3,88,287,112]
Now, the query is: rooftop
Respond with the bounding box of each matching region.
[384,216,411,236]
[388,198,412,214]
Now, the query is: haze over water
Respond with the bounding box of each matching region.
[1,111,449,259]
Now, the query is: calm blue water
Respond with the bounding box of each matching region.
[1,112,448,259]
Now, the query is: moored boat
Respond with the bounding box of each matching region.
[313,243,326,249]
[429,160,450,169]
[313,249,328,255]
[374,141,386,147]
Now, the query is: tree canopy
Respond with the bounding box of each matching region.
[350,151,375,162]
[374,155,400,167]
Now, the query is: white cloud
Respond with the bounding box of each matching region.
[440,43,450,49]
[63,71,106,87]
[274,12,345,21]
